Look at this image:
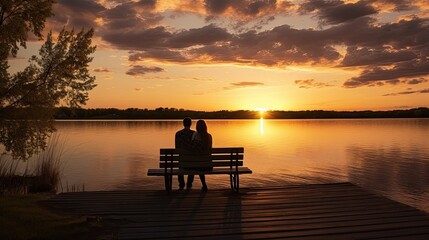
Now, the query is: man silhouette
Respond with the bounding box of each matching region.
[175,117,194,190]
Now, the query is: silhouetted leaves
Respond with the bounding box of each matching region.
[0,1,96,160]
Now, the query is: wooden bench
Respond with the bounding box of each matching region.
[147,147,252,192]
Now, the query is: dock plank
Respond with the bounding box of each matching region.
[46,182,429,240]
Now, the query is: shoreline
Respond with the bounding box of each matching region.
[54,107,429,120]
[53,117,429,121]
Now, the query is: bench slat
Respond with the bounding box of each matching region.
[160,154,244,161]
[147,167,252,176]
[160,147,244,154]
[211,147,244,153]
[160,161,243,168]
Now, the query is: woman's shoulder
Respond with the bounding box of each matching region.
[192,131,200,140]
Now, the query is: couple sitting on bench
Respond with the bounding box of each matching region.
[175,117,212,191]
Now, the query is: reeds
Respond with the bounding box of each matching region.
[1,154,18,193]
[0,153,18,178]
[31,134,65,192]
[0,134,66,194]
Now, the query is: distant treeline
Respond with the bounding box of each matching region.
[54,107,429,119]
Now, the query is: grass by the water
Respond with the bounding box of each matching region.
[0,193,107,240]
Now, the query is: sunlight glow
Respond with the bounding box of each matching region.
[255,108,267,118]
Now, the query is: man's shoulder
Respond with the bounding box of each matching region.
[176,128,194,136]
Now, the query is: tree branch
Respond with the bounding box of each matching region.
[0,7,5,26]
[0,61,55,114]
[1,0,25,26]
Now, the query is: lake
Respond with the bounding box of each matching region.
[49,119,429,213]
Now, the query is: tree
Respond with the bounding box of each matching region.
[0,0,97,160]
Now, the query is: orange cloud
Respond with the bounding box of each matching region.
[126,65,164,76]
[93,67,111,73]
[224,81,264,90]
[295,79,335,88]
[383,88,429,96]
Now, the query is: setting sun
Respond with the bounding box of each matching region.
[255,108,267,118]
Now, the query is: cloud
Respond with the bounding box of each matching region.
[137,0,157,9]
[129,49,189,63]
[344,59,429,87]
[102,26,172,50]
[232,81,264,86]
[189,24,344,66]
[47,0,164,40]
[203,0,293,17]
[299,0,378,25]
[224,81,264,90]
[102,1,162,30]
[369,0,417,11]
[383,88,429,96]
[295,79,335,88]
[93,67,111,73]
[119,16,429,87]
[297,0,428,26]
[167,24,232,48]
[102,24,232,51]
[204,0,230,14]
[391,105,413,109]
[339,16,429,87]
[48,0,105,32]
[402,78,428,85]
[341,46,416,67]
[126,65,164,76]
[46,0,429,88]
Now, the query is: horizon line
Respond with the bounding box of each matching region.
[61,106,429,112]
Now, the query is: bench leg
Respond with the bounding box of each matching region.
[230,173,239,192]
[164,175,172,192]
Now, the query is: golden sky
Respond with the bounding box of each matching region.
[9,0,429,111]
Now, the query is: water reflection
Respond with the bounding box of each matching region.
[259,118,264,135]
[347,145,429,213]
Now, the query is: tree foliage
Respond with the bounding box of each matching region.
[0,0,54,59]
[0,0,97,160]
[1,29,96,112]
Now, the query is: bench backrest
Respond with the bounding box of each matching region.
[160,147,244,169]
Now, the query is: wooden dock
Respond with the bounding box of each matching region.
[46,182,429,239]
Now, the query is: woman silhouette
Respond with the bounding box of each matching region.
[190,120,212,191]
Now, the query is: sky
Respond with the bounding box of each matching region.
[9,0,429,111]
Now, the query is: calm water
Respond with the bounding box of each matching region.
[51,119,428,212]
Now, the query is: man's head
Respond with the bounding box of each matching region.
[183,117,192,128]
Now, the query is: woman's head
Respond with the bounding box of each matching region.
[196,120,208,133]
